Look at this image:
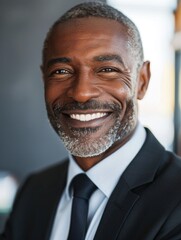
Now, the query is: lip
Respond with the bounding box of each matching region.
[61,110,113,128]
[62,109,113,114]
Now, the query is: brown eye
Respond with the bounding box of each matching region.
[97,66,122,80]
[54,69,69,74]
[100,67,119,73]
[102,68,114,72]
[48,68,71,77]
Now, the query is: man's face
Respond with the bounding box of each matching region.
[42,18,145,158]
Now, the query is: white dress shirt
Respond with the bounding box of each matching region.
[50,124,146,240]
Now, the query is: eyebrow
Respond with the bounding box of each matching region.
[46,57,71,68]
[93,54,125,66]
[46,54,125,68]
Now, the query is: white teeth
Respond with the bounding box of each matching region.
[70,113,107,121]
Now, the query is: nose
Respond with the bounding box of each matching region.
[67,71,101,103]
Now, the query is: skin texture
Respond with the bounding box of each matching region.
[42,17,151,171]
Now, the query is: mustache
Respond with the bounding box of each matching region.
[52,100,122,116]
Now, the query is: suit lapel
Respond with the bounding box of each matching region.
[30,161,69,240]
[94,178,139,240]
[45,161,69,240]
[94,129,166,240]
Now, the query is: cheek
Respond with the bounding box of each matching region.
[44,83,66,104]
[103,81,132,105]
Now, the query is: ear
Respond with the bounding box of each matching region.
[137,61,151,100]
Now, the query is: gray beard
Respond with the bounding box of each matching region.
[47,100,137,158]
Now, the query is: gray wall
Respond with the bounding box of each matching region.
[0,0,93,182]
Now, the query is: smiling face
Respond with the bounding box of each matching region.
[42,17,150,169]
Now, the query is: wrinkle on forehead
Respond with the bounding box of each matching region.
[43,17,135,72]
[48,17,129,46]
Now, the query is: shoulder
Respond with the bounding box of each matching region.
[1,160,69,239]
[157,150,181,187]
[142,130,181,203]
[21,159,69,191]
[11,159,69,214]
[13,159,69,205]
[145,128,181,172]
[147,127,181,179]
[124,128,181,205]
[27,159,69,184]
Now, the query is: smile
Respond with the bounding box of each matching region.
[69,112,107,122]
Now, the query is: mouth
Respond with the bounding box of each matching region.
[69,112,108,122]
[60,110,112,129]
[51,100,121,130]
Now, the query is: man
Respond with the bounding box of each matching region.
[1,1,181,240]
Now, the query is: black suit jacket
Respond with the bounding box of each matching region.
[1,129,181,240]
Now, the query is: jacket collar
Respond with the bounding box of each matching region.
[123,128,166,189]
[94,129,166,240]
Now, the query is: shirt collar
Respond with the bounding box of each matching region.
[65,123,146,199]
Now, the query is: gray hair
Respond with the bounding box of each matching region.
[42,1,144,72]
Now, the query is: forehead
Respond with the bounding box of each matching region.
[44,17,131,66]
[53,17,127,37]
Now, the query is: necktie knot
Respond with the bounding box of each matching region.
[72,174,97,200]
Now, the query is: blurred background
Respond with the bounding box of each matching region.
[0,0,181,231]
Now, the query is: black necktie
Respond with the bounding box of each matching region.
[67,174,97,240]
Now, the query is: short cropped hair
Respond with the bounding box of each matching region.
[42,1,144,72]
